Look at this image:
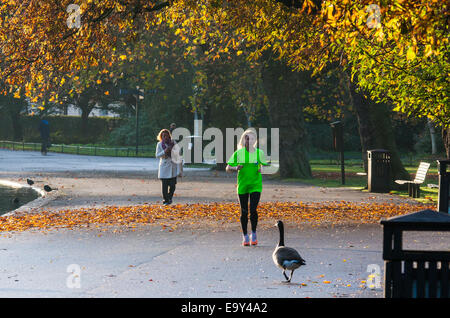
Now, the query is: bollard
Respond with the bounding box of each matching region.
[437,160,450,214]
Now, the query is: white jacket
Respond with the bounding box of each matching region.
[155,141,182,179]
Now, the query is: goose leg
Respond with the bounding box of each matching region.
[282,270,289,281]
[288,270,295,283]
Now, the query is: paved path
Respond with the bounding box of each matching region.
[0,149,437,298]
[0,223,386,298]
[0,148,199,173]
[1,223,448,298]
[0,149,421,213]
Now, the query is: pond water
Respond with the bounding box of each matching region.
[0,185,40,216]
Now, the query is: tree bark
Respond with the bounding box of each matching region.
[443,127,450,159]
[80,106,92,133]
[3,96,26,141]
[261,55,312,178]
[348,78,410,185]
[427,118,437,155]
[9,109,23,141]
[75,91,95,138]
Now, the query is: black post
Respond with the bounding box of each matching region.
[135,97,139,156]
[340,148,345,185]
[437,159,450,214]
[331,121,345,185]
[120,87,147,157]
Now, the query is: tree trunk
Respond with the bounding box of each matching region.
[261,56,312,178]
[427,118,437,155]
[9,109,23,141]
[443,127,450,159]
[350,81,376,172]
[4,96,26,141]
[73,89,95,140]
[80,106,91,133]
[348,78,410,185]
[78,97,95,139]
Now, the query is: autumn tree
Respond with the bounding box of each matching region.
[0,88,28,141]
[327,1,449,157]
[0,0,447,170]
[175,0,438,179]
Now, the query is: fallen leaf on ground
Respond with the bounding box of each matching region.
[0,201,435,233]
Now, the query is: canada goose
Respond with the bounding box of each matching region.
[44,185,58,192]
[27,178,43,186]
[272,220,305,283]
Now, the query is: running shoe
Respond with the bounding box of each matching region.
[251,232,258,246]
[242,234,250,246]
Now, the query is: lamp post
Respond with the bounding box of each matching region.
[119,87,145,156]
[134,86,144,156]
[330,121,345,185]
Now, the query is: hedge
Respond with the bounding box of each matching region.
[0,115,123,145]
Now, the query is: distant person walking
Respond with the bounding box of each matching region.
[169,123,176,133]
[39,118,50,155]
[169,123,178,142]
[226,129,268,246]
[155,129,182,205]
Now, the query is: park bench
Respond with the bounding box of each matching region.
[395,162,430,198]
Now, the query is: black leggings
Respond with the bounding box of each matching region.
[161,177,177,202]
[238,192,261,235]
[41,138,50,153]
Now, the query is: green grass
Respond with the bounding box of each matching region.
[1,141,157,158]
[184,163,214,168]
[277,163,367,189]
[276,160,441,205]
[389,187,439,204]
[309,164,365,173]
[283,176,366,189]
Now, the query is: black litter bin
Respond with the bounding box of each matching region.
[437,159,450,214]
[367,149,391,193]
[381,209,450,298]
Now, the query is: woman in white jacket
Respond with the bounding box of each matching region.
[155,129,181,205]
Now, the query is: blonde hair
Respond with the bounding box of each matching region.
[157,129,171,141]
[238,128,258,149]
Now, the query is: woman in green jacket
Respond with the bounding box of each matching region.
[226,129,268,246]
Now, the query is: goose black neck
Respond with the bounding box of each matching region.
[278,222,285,247]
